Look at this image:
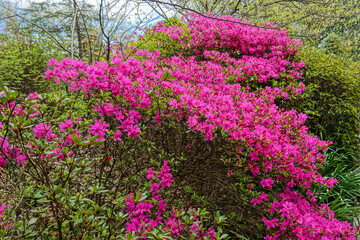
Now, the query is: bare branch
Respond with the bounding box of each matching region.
[139,0,279,29]
[0,6,78,58]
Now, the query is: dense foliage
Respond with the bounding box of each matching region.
[0,13,358,239]
[281,47,360,153]
[0,33,62,94]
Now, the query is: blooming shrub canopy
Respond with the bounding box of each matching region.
[0,13,355,239]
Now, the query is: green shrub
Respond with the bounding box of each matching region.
[134,17,183,58]
[0,34,62,94]
[280,46,360,153]
[0,88,228,239]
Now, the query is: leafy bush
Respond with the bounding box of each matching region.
[0,33,63,94]
[0,87,227,239]
[280,47,360,153]
[0,13,356,239]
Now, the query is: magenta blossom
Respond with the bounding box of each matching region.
[59,119,73,131]
[88,119,109,141]
[261,177,274,189]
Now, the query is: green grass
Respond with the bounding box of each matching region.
[314,148,360,222]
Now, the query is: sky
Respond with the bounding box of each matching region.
[12,0,101,7]
[11,0,154,13]
[3,0,166,30]
[1,0,174,40]
[8,0,166,26]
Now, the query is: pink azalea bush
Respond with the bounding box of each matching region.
[0,13,356,239]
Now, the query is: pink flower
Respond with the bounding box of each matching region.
[325,177,338,188]
[125,195,135,211]
[259,192,268,201]
[146,168,155,180]
[88,119,109,141]
[261,177,274,189]
[127,125,140,139]
[264,235,278,240]
[150,183,160,193]
[250,198,261,206]
[113,130,122,141]
[59,119,73,131]
[158,161,173,188]
[33,123,54,140]
[262,216,278,229]
[0,204,7,218]
[16,155,27,166]
[251,192,268,206]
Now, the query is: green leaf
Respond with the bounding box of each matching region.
[28,218,38,225]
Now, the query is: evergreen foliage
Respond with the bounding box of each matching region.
[0,34,62,94]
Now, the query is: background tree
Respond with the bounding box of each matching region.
[0,0,161,63]
[0,0,164,95]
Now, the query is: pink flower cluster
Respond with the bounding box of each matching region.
[33,123,57,141]
[263,188,354,239]
[153,13,305,83]
[0,204,7,219]
[45,55,151,141]
[0,97,78,164]
[0,204,12,230]
[125,161,216,239]
[0,96,38,167]
[88,119,108,141]
[157,160,174,188]
[0,135,26,167]
[125,161,172,234]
